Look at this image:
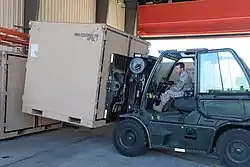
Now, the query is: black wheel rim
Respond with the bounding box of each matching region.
[226,140,250,164]
[119,128,137,149]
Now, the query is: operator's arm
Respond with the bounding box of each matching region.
[170,73,188,92]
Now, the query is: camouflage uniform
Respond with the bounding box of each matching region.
[153,71,192,112]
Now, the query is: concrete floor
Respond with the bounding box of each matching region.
[0,125,222,167]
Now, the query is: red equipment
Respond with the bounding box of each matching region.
[138,0,250,37]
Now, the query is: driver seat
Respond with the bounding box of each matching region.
[163,83,195,113]
[171,97,196,113]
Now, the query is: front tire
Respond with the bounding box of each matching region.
[216,128,250,167]
[113,119,149,157]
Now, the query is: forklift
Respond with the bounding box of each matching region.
[112,48,250,167]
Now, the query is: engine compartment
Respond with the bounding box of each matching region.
[104,54,157,122]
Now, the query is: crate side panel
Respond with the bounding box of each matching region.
[5,54,35,132]
[129,38,150,56]
[0,55,4,134]
[22,22,105,126]
[0,123,62,140]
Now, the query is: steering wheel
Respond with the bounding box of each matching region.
[166,80,174,86]
[151,80,175,104]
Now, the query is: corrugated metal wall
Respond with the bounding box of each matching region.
[0,0,24,28]
[0,0,24,51]
[107,0,125,31]
[38,0,96,23]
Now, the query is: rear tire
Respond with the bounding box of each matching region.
[113,119,149,157]
[216,128,250,167]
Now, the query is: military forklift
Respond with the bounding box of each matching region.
[112,48,250,167]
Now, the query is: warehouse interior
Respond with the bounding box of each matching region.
[1,0,250,167]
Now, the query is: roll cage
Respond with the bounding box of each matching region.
[141,48,250,109]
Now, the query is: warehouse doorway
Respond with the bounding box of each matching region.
[145,35,250,67]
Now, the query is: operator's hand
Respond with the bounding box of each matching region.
[168,81,174,85]
[166,81,174,90]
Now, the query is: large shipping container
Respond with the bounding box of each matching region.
[0,51,62,140]
[22,21,150,128]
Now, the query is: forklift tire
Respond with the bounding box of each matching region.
[216,128,250,167]
[113,119,148,157]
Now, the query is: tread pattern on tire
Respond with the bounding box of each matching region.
[216,128,250,167]
[113,118,149,157]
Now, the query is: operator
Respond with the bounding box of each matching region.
[153,62,192,112]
